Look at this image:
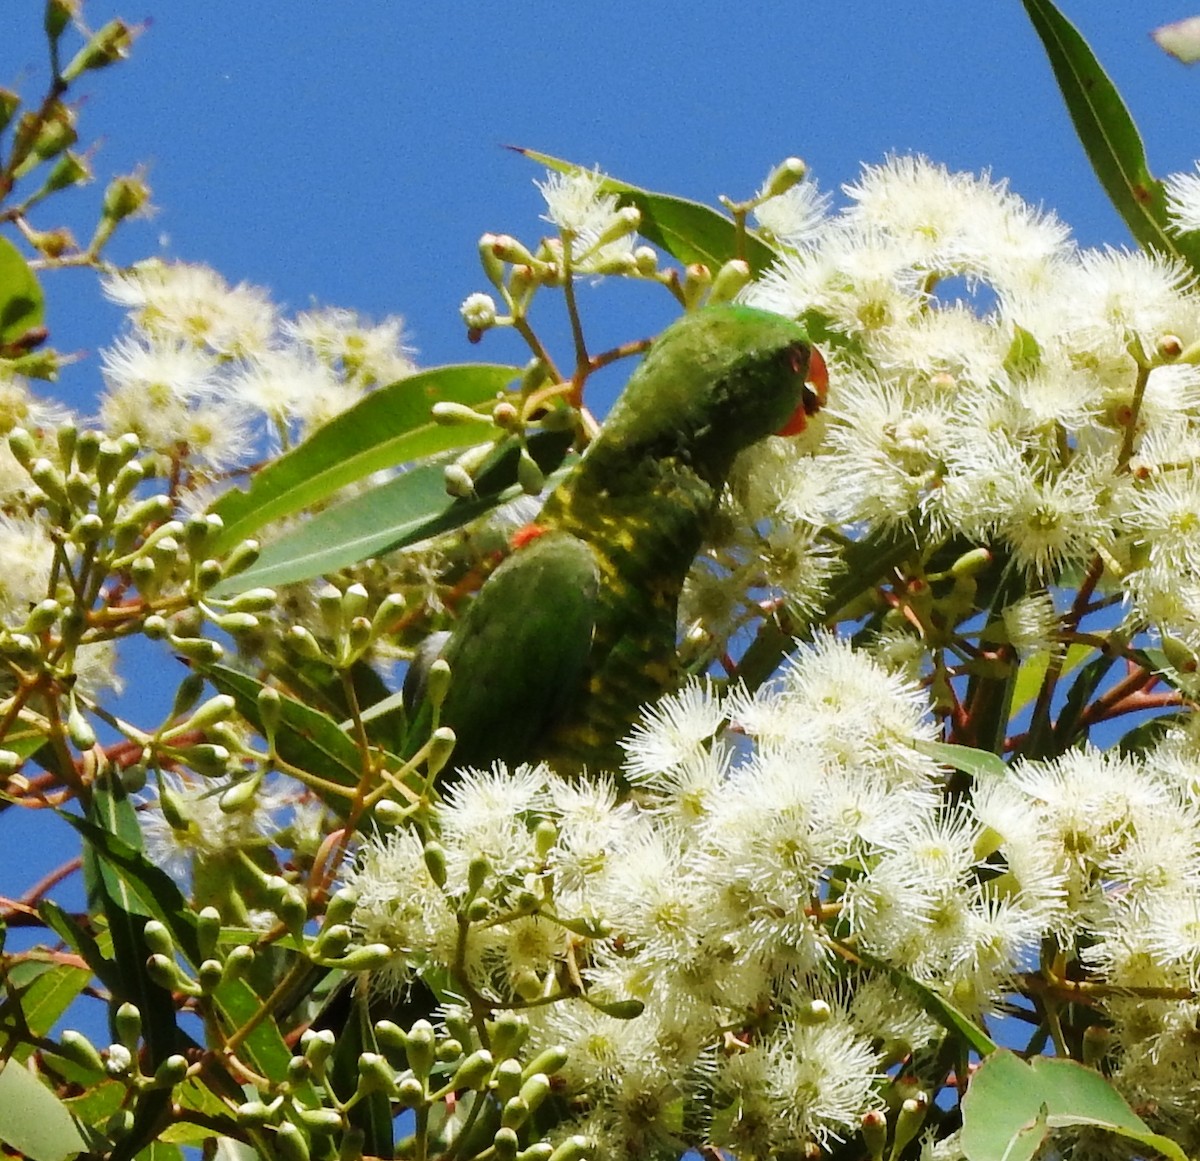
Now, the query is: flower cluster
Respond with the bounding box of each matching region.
[348,639,1004,1155]
[99,260,416,468]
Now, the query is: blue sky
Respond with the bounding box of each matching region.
[2,2,1196,975]
[12,3,1200,407]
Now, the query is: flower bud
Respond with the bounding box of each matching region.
[357,1052,397,1096]
[547,1135,591,1161]
[152,1054,188,1088]
[493,1127,519,1161]
[58,1029,105,1073]
[708,259,752,305]
[443,462,476,498]
[395,1076,424,1108]
[275,1121,310,1161]
[405,1020,436,1079]
[488,1013,527,1061]
[516,448,545,495]
[329,943,393,972]
[62,19,136,82]
[522,1045,568,1081]
[423,841,448,888]
[518,1073,551,1113]
[195,906,221,960]
[432,401,492,426]
[142,919,174,958]
[760,156,807,200]
[296,1108,344,1134]
[197,959,223,992]
[372,798,407,826]
[451,1048,494,1091]
[114,1002,142,1049]
[681,264,712,309]
[861,1110,887,1161]
[222,944,256,983]
[221,538,261,579]
[301,1028,337,1070]
[892,1093,929,1157]
[426,726,457,779]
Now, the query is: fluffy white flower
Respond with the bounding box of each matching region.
[103,260,275,357]
[1165,161,1200,234]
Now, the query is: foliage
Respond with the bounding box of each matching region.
[4,4,1200,1161]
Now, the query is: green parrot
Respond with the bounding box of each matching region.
[405,303,826,777]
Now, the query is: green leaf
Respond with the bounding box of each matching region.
[3,962,92,1051]
[1003,324,1041,379]
[208,363,520,554]
[0,236,45,348]
[1008,643,1092,720]
[514,147,779,274]
[213,428,573,595]
[0,1060,89,1161]
[961,1050,1188,1161]
[38,899,119,995]
[916,740,1008,781]
[1021,0,1200,271]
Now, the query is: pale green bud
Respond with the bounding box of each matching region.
[301,1028,337,1069]
[490,1013,529,1060]
[761,156,807,200]
[861,1110,887,1161]
[522,1045,568,1081]
[426,726,457,778]
[296,1108,344,1134]
[221,538,261,579]
[681,263,711,309]
[492,1057,523,1102]
[432,401,492,426]
[493,1127,519,1161]
[222,944,255,982]
[152,1054,188,1088]
[423,841,447,888]
[275,1121,310,1161]
[142,919,174,957]
[396,1076,425,1108]
[451,1048,494,1091]
[547,1135,591,1161]
[708,258,752,305]
[58,1029,105,1073]
[114,1002,142,1049]
[357,1052,397,1096]
[62,19,136,82]
[405,1020,436,1079]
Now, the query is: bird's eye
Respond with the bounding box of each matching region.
[776,344,828,436]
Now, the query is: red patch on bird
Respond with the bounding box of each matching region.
[776,344,828,436]
[511,523,550,550]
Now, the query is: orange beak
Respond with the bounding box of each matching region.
[777,345,828,437]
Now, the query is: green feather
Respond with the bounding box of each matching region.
[407,303,815,776]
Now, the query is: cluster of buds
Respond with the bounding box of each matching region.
[459,157,814,345]
[433,380,577,500]
[284,580,407,671]
[3,11,147,266]
[0,424,270,780]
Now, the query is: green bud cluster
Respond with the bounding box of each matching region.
[281,580,408,672]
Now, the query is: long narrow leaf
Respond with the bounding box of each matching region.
[1022,0,1200,270]
[213,429,573,595]
[514,147,779,274]
[209,363,520,554]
